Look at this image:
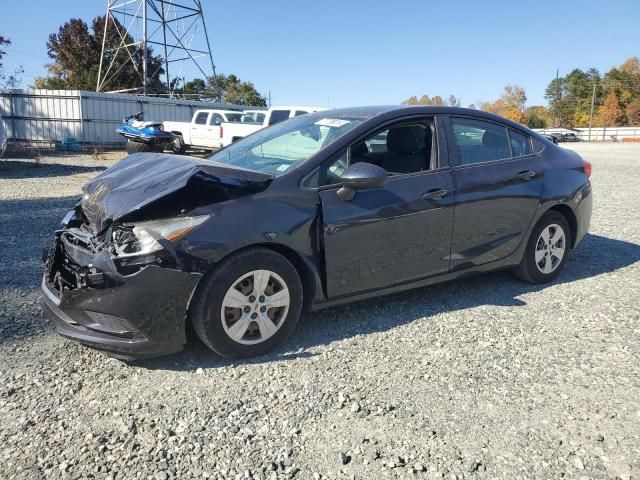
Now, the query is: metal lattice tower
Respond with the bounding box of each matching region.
[96,0,216,96]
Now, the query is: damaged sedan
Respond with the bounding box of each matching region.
[41,106,592,359]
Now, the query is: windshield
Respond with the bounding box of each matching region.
[206,115,363,175]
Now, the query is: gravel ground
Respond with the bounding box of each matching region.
[0,144,639,480]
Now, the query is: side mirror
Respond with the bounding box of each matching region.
[337,162,387,201]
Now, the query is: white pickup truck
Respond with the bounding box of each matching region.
[164,106,326,153]
[163,109,244,153]
[220,105,327,147]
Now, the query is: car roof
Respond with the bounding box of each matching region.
[308,105,541,136]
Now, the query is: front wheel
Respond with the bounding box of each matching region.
[513,211,572,284]
[190,248,303,358]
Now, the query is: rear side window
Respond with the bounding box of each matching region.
[256,113,266,123]
[269,110,291,125]
[194,112,209,125]
[209,113,224,125]
[294,110,309,116]
[451,117,511,165]
[509,129,532,157]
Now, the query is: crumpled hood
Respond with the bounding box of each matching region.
[81,152,272,232]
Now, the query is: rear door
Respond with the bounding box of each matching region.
[190,111,211,146]
[319,116,455,298]
[446,116,544,270]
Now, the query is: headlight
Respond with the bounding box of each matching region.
[113,215,210,257]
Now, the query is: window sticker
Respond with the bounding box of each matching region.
[314,118,350,128]
[276,164,290,172]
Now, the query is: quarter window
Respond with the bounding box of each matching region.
[451,117,511,165]
[509,129,532,157]
[194,112,209,125]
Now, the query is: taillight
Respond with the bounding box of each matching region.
[219,125,223,138]
[583,160,592,178]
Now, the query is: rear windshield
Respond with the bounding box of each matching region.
[225,113,243,122]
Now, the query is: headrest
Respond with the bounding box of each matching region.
[351,142,368,157]
[482,130,506,150]
[387,127,420,154]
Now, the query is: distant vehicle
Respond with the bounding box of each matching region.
[0,111,6,157]
[219,105,327,147]
[163,109,246,154]
[541,134,558,144]
[116,112,176,154]
[42,106,592,359]
[564,133,580,142]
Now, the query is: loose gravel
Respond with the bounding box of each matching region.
[1,144,639,480]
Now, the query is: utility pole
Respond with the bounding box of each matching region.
[552,69,559,128]
[588,82,597,141]
[142,0,148,96]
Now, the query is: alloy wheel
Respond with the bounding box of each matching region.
[534,223,566,274]
[220,270,290,345]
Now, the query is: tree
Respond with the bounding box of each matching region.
[400,94,450,106]
[597,91,626,126]
[35,16,165,93]
[526,106,551,128]
[447,95,461,107]
[222,74,266,106]
[626,100,640,125]
[0,36,24,88]
[480,85,527,124]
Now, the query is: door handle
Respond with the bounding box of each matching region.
[422,188,448,200]
[516,170,536,180]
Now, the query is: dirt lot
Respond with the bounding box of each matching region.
[0,144,639,480]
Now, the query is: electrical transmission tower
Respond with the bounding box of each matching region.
[96,0,216,96]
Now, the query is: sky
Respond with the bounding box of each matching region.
[1,0,639,108]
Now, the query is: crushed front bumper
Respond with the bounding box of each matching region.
[41,234,202,359]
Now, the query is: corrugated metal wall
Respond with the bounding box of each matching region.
[0,89,257,147]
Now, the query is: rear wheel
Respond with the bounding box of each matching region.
[126,140,152,154]
[190,248,303,358]
[513,211,571,284]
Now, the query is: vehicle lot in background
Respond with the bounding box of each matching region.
[0,143,638,479]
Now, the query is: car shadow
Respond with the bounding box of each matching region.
[138,233,640,371]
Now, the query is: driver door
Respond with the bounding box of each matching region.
[319,117,455,298]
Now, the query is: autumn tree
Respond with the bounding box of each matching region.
[597,91,626,126]
[626,100,640,125]
[480,85,527,124]
[0,36,24,88]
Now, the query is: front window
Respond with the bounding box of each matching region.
[206,115,363,176]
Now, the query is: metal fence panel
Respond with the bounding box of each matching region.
[0,89,257,147]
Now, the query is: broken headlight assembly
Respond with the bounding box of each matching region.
[112,215,210,257]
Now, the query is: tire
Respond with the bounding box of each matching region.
[126,140,152,154]
[190,248,303,358]
[513,211,572,284]
[171,135,186,154]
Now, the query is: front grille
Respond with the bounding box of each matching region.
[85,310,137,334]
